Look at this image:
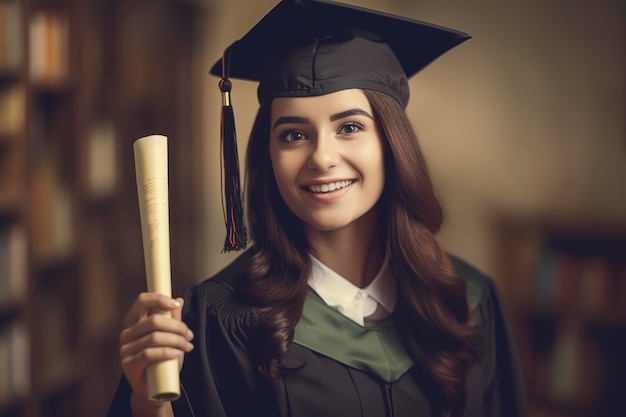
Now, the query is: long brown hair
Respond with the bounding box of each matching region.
[242,89,474,417]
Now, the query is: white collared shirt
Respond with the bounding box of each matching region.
[308,255,396,326]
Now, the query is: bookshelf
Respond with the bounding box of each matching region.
[0,0,202,416]
[0,1,28,416]
[494,218,626,417]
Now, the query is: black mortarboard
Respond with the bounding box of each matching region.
[212,0,470,251]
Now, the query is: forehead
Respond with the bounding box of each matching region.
[270,89,371,120]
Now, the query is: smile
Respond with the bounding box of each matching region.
[305,180,355,193]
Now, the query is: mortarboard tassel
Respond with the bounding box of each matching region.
[219,47,248,251]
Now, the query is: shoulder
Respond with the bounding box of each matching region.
[448,254,530,415]
[183,250,255,328]
[446,253,510,342]
[201,248,254,290]
[447,253,493,310]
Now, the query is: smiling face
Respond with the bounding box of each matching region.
[269,89,385,235]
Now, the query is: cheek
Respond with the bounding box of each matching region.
[270,150,299,195]
[359,139,386,183]
[368,150,386,201]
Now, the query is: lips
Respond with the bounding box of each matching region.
[305,180,355,193]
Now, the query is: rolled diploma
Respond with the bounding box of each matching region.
[133,135,180,401]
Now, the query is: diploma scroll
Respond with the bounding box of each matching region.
[134,135,180,401]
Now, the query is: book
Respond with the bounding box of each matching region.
[579,257,614,320]
[0,4,6,69]
[0,223,27,307]
[534,247,557,308]
[548,321,581,404]
[35,288,75,390]
[0,321,30,404]
[0,84,25,135]
[87,121,118,198]
[0,0,23,71]
[29,11,69,83]
[552,253,579,313]
[547,319,604,411]
[83,222,117,334]
[30,157,75,261]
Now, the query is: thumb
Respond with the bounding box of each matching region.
[171,297,184,321]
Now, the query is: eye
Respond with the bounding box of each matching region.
[338,121,364,135]
[279,129,308,143]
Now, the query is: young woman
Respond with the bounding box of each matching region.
[108,1,528,416]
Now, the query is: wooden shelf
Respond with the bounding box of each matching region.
[0,1,202,416]
[530,401,591,417]
[36,360,81,400]
[0,132,18,147]
[0,301,21,325]
[494,218,626,417]
[31,80,73,99]
[0,68,21,85]
[0,197,22,220]
[523,307,626,331]
[32,251,76,275]
[0,396,25,417]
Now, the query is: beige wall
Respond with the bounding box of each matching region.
[193,0,626,281]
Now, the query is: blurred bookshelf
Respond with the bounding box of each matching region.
[0,0,202,416]
[494,217,626,417]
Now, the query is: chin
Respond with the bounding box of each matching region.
[303,216,355,233]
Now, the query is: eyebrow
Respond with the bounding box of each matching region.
[330,109,374,122]
[272,108,374,131]
[272,116,309,131]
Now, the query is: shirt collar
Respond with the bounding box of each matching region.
[365,255,396,313]
[308,254,396,318]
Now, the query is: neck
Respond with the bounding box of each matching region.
[306,209,384,288]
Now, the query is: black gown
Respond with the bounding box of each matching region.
[107,253,528,417]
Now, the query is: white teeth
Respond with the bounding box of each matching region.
[307,180,354,193]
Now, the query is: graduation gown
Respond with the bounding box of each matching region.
[107,253,528,417]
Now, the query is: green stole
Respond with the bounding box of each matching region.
[292,273,483,384]
[293,291,413,383]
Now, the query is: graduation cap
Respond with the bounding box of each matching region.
[211,0,470,251]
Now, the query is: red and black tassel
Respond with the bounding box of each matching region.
[219,47,248,251]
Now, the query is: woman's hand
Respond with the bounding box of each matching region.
[119,293,194,415]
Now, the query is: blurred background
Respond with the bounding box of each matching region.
[0,0,624,416]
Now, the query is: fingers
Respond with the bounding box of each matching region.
[121,312,192,343]
[120,294,194,356]
[121,320,194,355]
[121,345,186,385]
[124,293,182,328]
[171,297,184,321]
[121,330,193,363]
[120,293,194,396]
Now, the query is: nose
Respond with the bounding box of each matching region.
[307,135,338,172]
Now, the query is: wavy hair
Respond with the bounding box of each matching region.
[241,89,474,417]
